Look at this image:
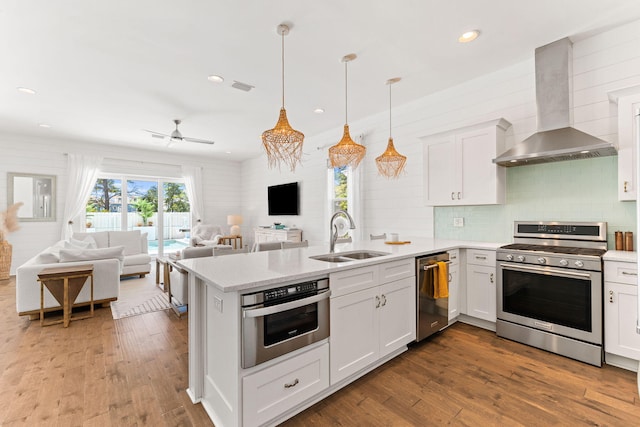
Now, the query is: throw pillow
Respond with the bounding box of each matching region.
[109,230,142,256]
[59,246,125,264]
[65,236,97,250]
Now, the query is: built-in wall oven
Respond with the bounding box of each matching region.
[496,221,607,366]
[241,278,330,368]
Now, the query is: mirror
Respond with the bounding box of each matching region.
[7,173,56,222]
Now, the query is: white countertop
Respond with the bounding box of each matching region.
[603,250,638,263]
[178,238,504,293]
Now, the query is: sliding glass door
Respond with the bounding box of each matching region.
[86,175,190,256]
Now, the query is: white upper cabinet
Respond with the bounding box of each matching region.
[609,85,640,201]
[422,118,511,206]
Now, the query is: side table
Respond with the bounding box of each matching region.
[163,255,188,318]
[219,235,243,249]
[37,264,94,327]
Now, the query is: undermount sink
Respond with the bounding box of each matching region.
[310,250,390,263]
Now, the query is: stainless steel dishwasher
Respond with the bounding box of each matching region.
[416,252,450,341]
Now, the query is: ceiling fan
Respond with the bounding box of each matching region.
[144,119,215,145]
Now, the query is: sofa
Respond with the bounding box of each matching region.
[16,230,151,317]
[73,230,151,278]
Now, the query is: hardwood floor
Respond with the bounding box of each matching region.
[1,273,639,426]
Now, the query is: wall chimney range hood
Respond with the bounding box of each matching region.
[493,38,617,167]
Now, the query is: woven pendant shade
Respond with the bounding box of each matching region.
[375,137,406,178]
[262,107,304,171]
[328,53,365,169]
[329,124,366,168]
[262,24,304,172]
[375,77,406,178]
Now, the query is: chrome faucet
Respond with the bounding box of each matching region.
[329,210,356,253]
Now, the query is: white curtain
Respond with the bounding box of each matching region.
[61,154,102,240]
[182,165,204,224]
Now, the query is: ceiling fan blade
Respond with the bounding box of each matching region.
[183,137,215,145]
[143,129,169,138]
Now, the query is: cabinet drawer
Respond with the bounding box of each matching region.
[379,258,415,283]
[605,261,638,285]
[243,343,329,427]
[466,249,496,266]
[330,265,379,298]
[448,249,460,265]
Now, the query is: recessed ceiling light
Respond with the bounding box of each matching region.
[458,30,480,43]
[207,75,224,83]
[17,87,36,95]
[225,151,232,154]
[38,123,51,128]
[313,108,325,114]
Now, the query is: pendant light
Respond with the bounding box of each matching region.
[328,54,366,169]
[375,77,406,178]
[262,23,304,172]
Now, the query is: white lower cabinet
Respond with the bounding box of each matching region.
[329,260,416,385]
[604,260,640,367]
[447,249,460,322]
[465,249,497,322]
[242,343,329,427]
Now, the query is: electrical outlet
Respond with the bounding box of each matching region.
[214,296,223,313]
[453,217,464,227]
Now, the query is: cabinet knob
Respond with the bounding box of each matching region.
[609,290,614,303]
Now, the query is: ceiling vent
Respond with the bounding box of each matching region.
[231,81,255,92]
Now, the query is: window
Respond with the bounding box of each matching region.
[328,166,351,239]
[85,175,190,256]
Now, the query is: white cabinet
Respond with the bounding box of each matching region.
[329,259,416,384]
[422,118,511,206]
[608,85,640,201]
[465,249,497,322]
[447,249,460,322]
[254,228,302,243]
[604,259,640,368]
[243,343,329,427]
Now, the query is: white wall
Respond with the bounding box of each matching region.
[0,134,241,273]
[240,19,640,247]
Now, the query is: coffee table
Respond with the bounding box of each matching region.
[37,264,94,327]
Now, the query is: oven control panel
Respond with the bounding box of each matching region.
[497,250,602,272]
[264,282,318,301]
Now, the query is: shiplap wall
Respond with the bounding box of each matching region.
[241,19,640,247]
[0,135,241,273]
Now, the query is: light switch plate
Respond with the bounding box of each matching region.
[453,217,464,227]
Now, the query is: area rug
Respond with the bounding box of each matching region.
[110,275,171,319]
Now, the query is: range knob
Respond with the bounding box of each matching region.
[506,254,514,261]
[537,257,547,264]
[574,260,584,268]
[517,255,526,262]
[559,259,569,266]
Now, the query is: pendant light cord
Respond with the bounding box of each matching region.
[389,82,392,139]
[344,61,348,124]
[281,31,285,108]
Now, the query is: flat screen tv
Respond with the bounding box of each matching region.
[268,182,299,216]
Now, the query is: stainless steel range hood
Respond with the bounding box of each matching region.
[493,38,617,167]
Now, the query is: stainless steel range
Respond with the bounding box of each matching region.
[496,221,607,366]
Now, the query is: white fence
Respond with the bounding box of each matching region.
[85,212,191,241]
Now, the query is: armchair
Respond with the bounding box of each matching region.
[190,224,227,247]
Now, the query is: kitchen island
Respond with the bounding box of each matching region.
[179,238,502,427]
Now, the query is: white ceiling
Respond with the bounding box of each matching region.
[2,0,639,161]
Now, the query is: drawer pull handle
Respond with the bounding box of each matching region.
[451,192,455,200]
[475,256,487,260]
[621,271,638,276]
[624,181,628,192]
[381,294,387,307]
[609,290,614,303]
[284,378,299,389]
[375,295,381,308]
[490,273,494,283]
[448,273,452,282]
[457,192,461,200]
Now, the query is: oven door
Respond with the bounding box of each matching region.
[497,262,602,345]
[242,289,330,368]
